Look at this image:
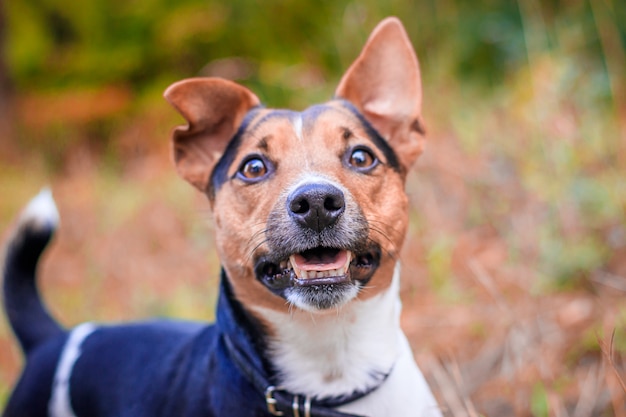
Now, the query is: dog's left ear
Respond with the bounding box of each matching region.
[164,78,260,192]
[336,17,425,173]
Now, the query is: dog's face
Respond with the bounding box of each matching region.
[209,102,411,313]
[165,18,424,314]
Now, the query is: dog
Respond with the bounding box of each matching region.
[2,17,442,417]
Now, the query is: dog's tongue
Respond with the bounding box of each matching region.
[291,249,349,271]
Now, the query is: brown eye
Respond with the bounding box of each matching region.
[240,158,267,179]
[348,148,376,169]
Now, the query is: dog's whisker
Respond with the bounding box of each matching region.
[367,220,399,239]
[244,226,269,253]
[368,225,395,247]
[245,224,268,242]
[244,237,270,264]
[244,234,267,256]
[367,217,405,238]
[369,220,403,243]
[366,232,399,261]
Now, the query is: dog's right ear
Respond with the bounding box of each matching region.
[164,78,260,192]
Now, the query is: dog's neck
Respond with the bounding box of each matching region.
[250,264,403,400]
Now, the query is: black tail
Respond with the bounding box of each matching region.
[3,189,64,354]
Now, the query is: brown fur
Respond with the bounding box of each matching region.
[164,17,425,321]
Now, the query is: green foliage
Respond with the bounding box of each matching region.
[426,235,456,296]
[3,0,626,290]
[6,0,620,98]
[530,382,550,417]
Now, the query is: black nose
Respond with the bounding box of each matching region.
[288,183,345,232]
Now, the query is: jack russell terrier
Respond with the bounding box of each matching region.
[3,17,442,417]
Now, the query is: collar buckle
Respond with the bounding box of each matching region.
[265,386,285,416]
[265,386,313,417]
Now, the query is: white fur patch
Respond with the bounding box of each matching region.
[20,187,59,231]
[254,267,411,399]
[292,114,304,141]
[337,332,443,416]
[49,323,97,417]
[253,265,442,415]
[286,284,360,313]
[289,173,334,189]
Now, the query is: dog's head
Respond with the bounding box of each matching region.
[165,18,424,314]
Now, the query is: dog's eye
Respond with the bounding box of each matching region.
[239,157,268,180]
[348,148,377,170]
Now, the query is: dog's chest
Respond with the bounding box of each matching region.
[250,267,442,416]
[253,268,397,397]
[335,332,442,416]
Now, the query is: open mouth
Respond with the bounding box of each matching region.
[255,245,380,291]
[288,248,351,285]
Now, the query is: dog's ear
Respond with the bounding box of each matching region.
[335,17,425,172]
[164,78,260,191]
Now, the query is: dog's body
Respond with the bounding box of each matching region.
[3,18,442,417]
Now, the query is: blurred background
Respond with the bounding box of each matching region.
[0,0,625,415]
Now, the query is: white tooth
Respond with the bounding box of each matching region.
[292,265,301,279]
[332,268,340,276]
[318,271,326,278]
[345,252,353,274]
[301,270,309,279]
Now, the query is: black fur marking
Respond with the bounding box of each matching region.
[247,110,295,136]
[209,108,299,198]
[257,136,269,151]
[3,220,64,354]
[208,107,263,198]
[335,100,402,173]
[300,104,332,126]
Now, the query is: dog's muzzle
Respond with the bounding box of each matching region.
[254,182,381,310]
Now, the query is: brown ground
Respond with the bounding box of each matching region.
[0,125,624,415]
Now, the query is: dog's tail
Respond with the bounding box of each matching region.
[3,188,64,354]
